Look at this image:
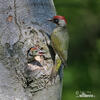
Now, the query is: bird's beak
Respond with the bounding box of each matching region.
[47,19,53,22]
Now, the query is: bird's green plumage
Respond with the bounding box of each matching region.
[51,26,69,66]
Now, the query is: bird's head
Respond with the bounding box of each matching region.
[48,15,67,27]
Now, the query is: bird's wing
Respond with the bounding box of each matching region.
[51,29,68,65]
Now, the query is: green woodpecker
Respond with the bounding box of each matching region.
[48,15,69,80]
[27,46,45,63]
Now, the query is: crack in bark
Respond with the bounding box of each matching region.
[14,0,22,40]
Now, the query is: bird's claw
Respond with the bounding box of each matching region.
[49,73,57,85]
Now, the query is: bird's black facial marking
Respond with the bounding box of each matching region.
[53,18,59,24]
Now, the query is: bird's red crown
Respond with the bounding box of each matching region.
[53,16,67,24]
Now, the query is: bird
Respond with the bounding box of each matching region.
[27,46,46,63]
[48,15,69,81]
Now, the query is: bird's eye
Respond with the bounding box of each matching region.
[53,18,59,24]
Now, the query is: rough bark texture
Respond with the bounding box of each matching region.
[0,0,62,100]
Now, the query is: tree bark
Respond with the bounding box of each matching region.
[0,0,62,100]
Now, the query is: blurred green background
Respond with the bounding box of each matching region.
[54,0,100,100]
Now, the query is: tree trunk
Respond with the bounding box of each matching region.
[0,0,62,100]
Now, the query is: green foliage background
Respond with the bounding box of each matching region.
[54,0,100,100]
